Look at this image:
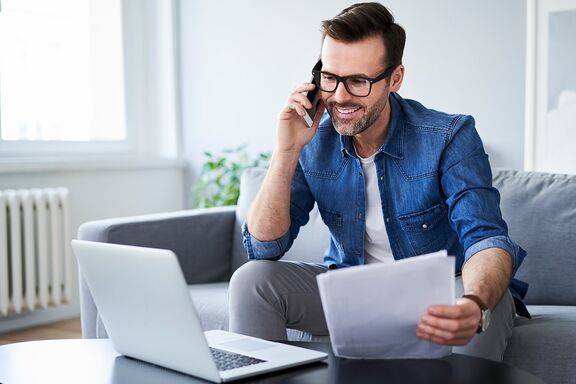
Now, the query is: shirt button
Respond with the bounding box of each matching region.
[380,176,384,181]
[359,172,363,177]
[386,217,390,222]
[358,213,363,219]
[422,223,428,229]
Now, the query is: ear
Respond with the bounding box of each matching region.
[389,64,405,92]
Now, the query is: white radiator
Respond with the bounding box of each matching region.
[0,188,73,317]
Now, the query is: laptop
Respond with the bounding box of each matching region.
[72,240,327,382]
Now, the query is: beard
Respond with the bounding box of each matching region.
[327,95,389,136]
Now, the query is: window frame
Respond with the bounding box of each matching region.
[524,0,576,174]
[0,0,181,164]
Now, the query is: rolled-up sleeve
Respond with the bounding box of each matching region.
[241,222,291,260]
[440,115,526,275]
[241,162,316,261]
[464,235,526,272]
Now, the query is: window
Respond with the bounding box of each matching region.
[0,0,128,153]
[526,0,576,174]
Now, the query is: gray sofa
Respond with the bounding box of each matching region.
[78,168,576,384]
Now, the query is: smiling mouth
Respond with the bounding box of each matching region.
[336,106,361,114]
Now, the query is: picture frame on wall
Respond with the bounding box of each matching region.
[525,0,576,174]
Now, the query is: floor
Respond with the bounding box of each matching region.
[0,317,81,345]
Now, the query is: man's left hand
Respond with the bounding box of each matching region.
[416,297,481,346]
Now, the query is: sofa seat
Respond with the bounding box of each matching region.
[503,305,576,384]
[188,282,230,332]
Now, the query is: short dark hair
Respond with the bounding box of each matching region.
[321,2,406,68]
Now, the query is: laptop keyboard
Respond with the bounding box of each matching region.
[210,348,266,371]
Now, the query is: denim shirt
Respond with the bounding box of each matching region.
[243,92,528,302]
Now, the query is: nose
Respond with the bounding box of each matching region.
[331,81,353,104]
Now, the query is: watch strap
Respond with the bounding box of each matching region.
[462,294,488,311]
[462,294,488,334]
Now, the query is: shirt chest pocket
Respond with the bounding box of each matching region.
[398,202,451,255]
[318,206,343,231]
[318,207,359,255]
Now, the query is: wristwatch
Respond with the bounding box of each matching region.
[462,294,491,333]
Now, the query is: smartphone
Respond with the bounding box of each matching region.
[303,60,324,127]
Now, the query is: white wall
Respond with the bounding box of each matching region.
[180,0,527,181]
[0,162,185,332]
[0,164,185,231]
[0,0,528,332]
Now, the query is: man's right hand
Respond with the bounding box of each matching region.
[276,83,325,154]
[246,83,325,242]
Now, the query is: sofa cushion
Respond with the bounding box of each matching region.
[503,305,576,384]
[189,281,331,342]
[232,167,330,272]
[188,282,230,331]
[78,209,235,284]
[493,170,576,305]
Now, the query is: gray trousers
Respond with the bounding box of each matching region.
[229,260,516,362]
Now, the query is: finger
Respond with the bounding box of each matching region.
[417,320,474,341]
[284,101,307,118]
[427,304,473,319]
[417,330,471,346]
[420,314,478,333]
[290,92,313,110]
[417,322,462,340]
[416,317,477,344]
[292,82,316,94]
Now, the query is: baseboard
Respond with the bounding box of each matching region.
[0,302,80,334]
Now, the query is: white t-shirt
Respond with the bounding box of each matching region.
[357,152,394,264]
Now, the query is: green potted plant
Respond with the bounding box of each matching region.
[191,144,271,208]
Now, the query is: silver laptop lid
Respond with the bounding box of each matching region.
[72,240,221,383]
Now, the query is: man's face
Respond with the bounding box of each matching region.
[320,35,395,137]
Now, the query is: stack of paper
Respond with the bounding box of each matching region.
[316,250,455,359]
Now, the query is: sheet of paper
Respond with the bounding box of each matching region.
[316,250,455,359]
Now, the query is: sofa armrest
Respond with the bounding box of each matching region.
[77,206,237,338]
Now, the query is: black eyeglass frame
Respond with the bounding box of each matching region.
[312,62,398,97]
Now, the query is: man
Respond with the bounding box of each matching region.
[229,2,527,362]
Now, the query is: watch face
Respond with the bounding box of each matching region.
[481,309,491,332]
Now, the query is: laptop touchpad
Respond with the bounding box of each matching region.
[218,339,276,352]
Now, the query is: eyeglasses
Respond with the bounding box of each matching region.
[312,63,397,97]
